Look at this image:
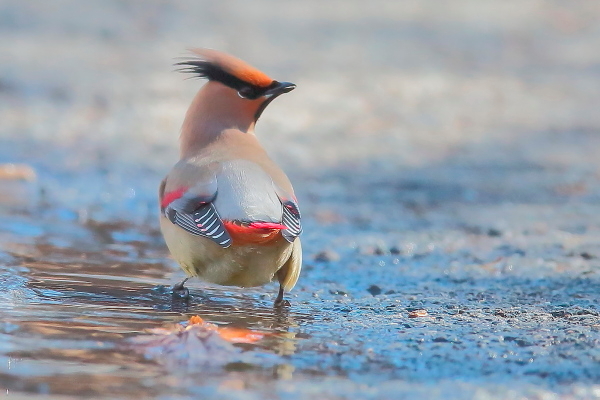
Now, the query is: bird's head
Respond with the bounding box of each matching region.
[176,48,295,121]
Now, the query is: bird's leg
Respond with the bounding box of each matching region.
[172,277,190,299]
[274,285,291,308]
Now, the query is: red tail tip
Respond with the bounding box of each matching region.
[248,222,287,230]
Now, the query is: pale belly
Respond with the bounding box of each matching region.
[160,216,293,287]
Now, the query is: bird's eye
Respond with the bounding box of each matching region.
[237,87,255,99]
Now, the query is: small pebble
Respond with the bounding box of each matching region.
[361,245,387,255]
[313,250,340,262]
[373,246,386,255]
[408,309,428,318]
[487,228,502,237]
[367,285,382,296]
[389,246,402,255]
[0,164,36,181]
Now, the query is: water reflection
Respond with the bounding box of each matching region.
[0,211,309,396]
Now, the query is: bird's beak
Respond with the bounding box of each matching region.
[264,81,296,97]
[254,81,296,121]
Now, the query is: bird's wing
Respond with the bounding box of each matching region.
[274,184,302,243]
[161,174,232,248]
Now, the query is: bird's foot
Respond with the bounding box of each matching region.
[274,298,291,308]
[171,278,190,300]
[274,286,290,308]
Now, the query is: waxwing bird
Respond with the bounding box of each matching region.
[159,48,302,307]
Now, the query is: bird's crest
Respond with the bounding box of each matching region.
[176,48,276,99]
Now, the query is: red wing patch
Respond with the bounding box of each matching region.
[249,222,287,230]
[161,187,188,209]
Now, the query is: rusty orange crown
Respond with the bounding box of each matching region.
[177,48,274,89]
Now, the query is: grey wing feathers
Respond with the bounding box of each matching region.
[273,183,302,243]
[166,203,232,248]
[280,198,302,243]
[163,175,231,248]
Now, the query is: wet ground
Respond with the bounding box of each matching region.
[2,1,600,398]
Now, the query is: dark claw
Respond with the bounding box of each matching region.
[172,278,190,300]
[275,299,291,308]
[172,286,190,300]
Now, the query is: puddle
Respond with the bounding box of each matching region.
[0,209,307,397]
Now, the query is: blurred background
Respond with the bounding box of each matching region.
[1,1,600,398]
[2,0,600,222]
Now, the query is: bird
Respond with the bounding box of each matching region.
[159,48,302,307]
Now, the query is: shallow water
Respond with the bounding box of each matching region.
[2,150,600,399]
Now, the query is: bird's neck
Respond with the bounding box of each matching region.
[179,82,261,158]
